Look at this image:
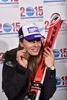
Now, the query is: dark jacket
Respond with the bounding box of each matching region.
[2,48,57,100]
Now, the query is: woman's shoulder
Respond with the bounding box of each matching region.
[3,48,18,68]
[3,48,17,62]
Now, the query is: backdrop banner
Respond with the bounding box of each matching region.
[0,0,67,100]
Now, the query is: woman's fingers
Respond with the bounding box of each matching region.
[43,47,54,67]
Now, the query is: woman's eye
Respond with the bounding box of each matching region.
[36,38,41,41]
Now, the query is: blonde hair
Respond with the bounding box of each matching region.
[18,40,43,90]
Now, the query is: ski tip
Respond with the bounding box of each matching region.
[50,13,61,26]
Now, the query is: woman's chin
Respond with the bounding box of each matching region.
[30,52,39,56]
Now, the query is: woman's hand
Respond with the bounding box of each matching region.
[16,50,28,68]
[43,47,55,68]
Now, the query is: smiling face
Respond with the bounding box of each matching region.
[20,38,42,56]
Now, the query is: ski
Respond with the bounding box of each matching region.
[28,13,61,100]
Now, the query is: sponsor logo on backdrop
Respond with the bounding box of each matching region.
[20,6,43,19]
[56,76,67,89]
[53,49,60,58]
[0,22,20,34]
[3,23,12,32]
[53,48,67,60]
[0,0,19,4]
[26,7,34,16]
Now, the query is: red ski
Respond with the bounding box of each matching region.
[28,13,61,100]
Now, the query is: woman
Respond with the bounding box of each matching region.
[2,23,57,100]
